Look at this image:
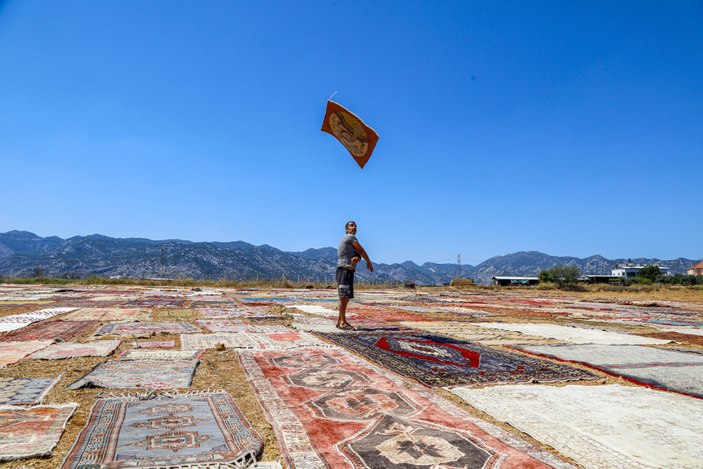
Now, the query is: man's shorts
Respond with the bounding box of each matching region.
[336,267,355,299]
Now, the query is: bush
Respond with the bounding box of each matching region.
[451,278,475,288]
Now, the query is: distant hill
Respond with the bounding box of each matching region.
[469,251,697,285]
[0,231,696,285]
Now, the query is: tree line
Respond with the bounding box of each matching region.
[539,265,703,287]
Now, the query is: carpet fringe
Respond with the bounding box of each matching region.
[97,389,228,400]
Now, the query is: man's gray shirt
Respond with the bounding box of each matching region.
[337,234,359,269]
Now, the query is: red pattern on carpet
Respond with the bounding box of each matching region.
[239,348,569,468]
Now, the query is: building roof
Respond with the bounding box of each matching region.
[690,263,703,270]
[492,276,539,280]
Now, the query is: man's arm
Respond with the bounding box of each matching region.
[352,240,374,272]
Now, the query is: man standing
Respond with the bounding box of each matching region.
[336,220,373,330]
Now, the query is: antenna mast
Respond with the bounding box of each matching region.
[160,244,164,277]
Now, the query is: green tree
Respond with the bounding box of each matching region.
[539,265,581,287]
[637,266,661,282]
[538,270,553,283]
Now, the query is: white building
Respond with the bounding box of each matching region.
[611,263,670,278]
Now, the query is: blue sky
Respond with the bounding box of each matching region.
[1,1,701,265]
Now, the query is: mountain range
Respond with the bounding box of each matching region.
[0,230,697,285]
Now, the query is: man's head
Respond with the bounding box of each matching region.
[345,220,357,234]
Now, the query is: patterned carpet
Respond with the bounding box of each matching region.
[0,377,59,405]
[450,384,703,469]
[0,340,54,368]
[67,359,199,389]
[61,393,262,468]
[0,320,98,342]
[515,343,703,398]
[93,321,201,337]
[132,339,175,348]
[239,347,573,468]
[181,332,259,350]
[317,332,598,387]
[118,349,203,361]
[199,307,277,319]
[0,307,76,333]
[62,307,151,322]
[250,331,333,350]
[27,340,121,360]
[291,314,404,333]
[0,404,77,461]
[400,321,563,345]
[290,314,341,333]
[197,320,291,333]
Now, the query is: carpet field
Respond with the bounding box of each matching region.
[1,283,702,468]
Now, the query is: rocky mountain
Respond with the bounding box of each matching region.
[469,251,696,285]
[0,231,697,285]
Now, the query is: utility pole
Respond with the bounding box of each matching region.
[454,253,462,279]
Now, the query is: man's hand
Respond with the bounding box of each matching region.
[351,256,361,266]
[367,261,374,272]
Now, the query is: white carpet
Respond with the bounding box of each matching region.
[450,384,703,469]
[290,304,338,317]
[475,322,672,344]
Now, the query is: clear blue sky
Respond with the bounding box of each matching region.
[1,1,702,265]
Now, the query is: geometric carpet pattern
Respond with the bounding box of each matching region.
[317,332,598,387]
[238,348,574,468]
[61,393,262,468]
[450,384,703,469]
[0,377,60,405]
